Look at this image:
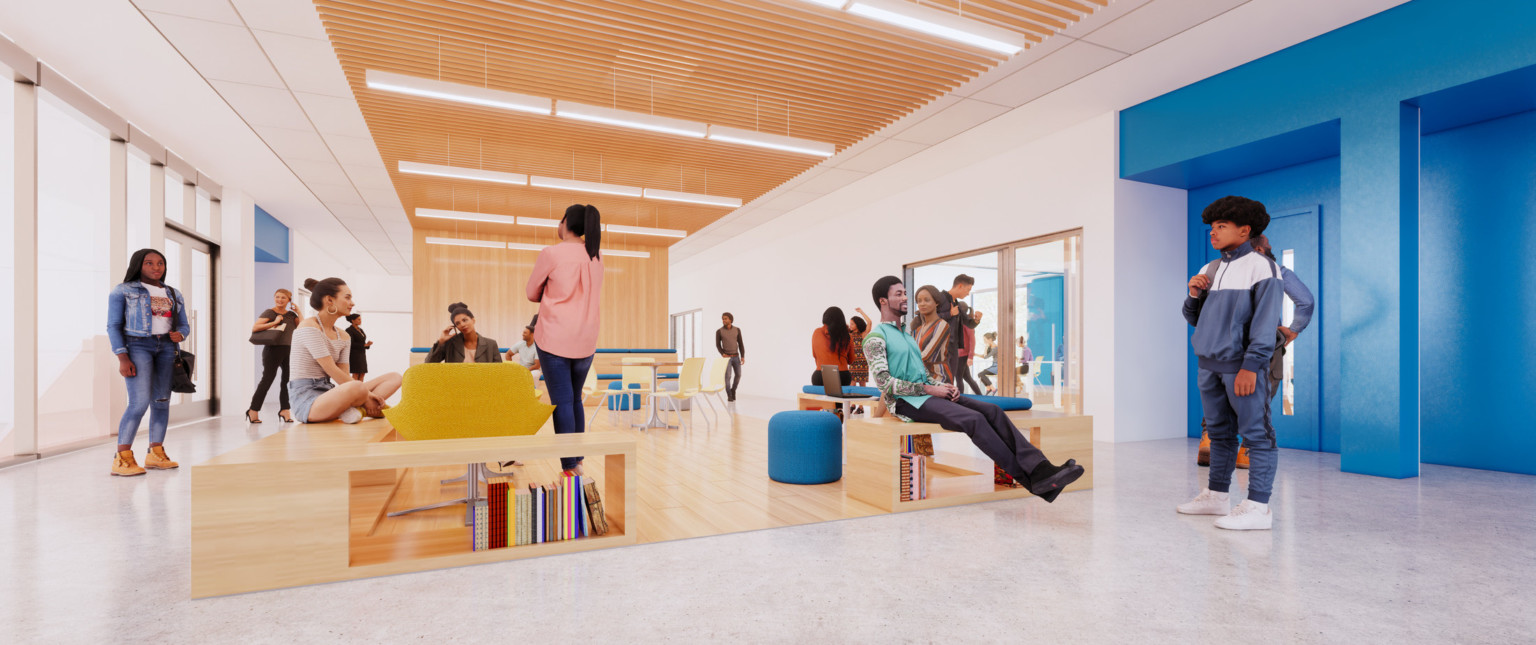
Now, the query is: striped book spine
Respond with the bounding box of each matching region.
[473,499,489,551]
[489,480,508,549]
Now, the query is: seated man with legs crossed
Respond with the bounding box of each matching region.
[863,275,1084,502]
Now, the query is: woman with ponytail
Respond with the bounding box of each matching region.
[527,204,604,475]
[286,277,401,424]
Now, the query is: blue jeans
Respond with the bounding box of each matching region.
[538,348,594,471]
[118,336,176,446]
[724,355,742,397]
[1199,368,1278,504]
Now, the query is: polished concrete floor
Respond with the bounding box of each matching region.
[3,396,1533,643]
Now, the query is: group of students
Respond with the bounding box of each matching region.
[106,203,607,477]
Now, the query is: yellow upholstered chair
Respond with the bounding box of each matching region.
[382,363,554,523]
[698,357,731,415]
[656,357,710,429]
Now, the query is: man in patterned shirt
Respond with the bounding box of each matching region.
[863,275,1084,502]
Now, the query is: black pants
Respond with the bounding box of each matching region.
[895,395,1047,483]
[250,345,291,411]
[810,369,852,387]
[950,353,982,395]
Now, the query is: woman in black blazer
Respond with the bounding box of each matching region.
[426,302,502,364]
[345,313,372,380]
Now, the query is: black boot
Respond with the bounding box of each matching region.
[1027,458,1082,502]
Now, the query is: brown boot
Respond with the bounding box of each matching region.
[1197,430,1211,466]
[1236,445,1250,469]
[112,450,146,477]
[145,445,179,470]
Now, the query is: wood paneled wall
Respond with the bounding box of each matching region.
[412,230,669,350]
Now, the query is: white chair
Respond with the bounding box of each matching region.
[698,357,731,416]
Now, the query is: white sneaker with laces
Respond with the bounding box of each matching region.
[1214,500,1272,530]
[338,407,363,424]
[1176,489,1230,515]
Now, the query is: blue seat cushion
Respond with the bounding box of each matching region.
[965,394,1033,411]
[767,411,842,485]
[801,385,881,397]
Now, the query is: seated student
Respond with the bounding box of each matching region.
[288,277,402,424]
[864,275,1083,502]
[426,302,503,364]
[810,306,856,386]
[505,319,542,380]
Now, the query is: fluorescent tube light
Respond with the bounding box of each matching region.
[604,249,652,258]
[642,188,743,208]
[416,208,517,225]
[425,236,506,249]
[365,70,552,115]
[516,216,561,228]
[530,175,644,198]
[706,125,836,157]
[797,0,851,8]
[555,101,708,138]
[507,242,548,252]
[604,223,687,238]
[399,161,528,186]
[847,0,1027,56]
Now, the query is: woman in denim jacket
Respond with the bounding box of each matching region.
[106,248,191,476]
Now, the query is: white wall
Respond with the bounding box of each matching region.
[219,192,256,418]
[292,231,413,394]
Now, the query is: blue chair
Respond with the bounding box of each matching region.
[768,411,842,485]
[606,380,644,411]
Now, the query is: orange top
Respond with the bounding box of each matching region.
[811,325,855,371]
[527,240,604,359]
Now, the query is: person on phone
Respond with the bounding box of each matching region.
[247,288,300,423]
[106,248,191,476]
[528,204,604,475]
[287,277,402,423]
[425,303,502,364]
[345,313,373,381]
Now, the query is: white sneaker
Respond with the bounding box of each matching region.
[338,407,363,424]
[1176,489,1230,515]
[1214,500,1272,530]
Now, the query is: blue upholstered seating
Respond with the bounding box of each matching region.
[768,411,842,485]
[965,395,1033,411]
[801,385,881,397]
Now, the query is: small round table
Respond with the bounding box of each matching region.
[631,361,683,430]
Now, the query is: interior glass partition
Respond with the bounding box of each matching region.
[0,68,15,456]
[909,251,1000,395]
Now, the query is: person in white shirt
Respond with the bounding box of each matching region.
[506,321,542,381]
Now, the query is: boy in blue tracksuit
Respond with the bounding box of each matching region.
[1177,196,1285,530]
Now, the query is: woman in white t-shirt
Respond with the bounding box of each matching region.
[106,248,191,476]
[286,277,402,423]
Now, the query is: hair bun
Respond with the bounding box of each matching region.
[448,302,468,314]
[303,278,319,290]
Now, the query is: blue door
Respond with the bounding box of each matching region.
[1205,207,1321,450]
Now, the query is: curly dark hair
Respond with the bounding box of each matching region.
[1201,195,1270,238]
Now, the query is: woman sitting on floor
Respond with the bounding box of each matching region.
[288,277,402,424]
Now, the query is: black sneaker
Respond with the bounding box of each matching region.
[1027,459,1082,502]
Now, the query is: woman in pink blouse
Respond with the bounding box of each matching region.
[527,204,604,474]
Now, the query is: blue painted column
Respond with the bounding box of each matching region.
[1337,103,1420,478]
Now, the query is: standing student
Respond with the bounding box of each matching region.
[1177,196,1284,531]
[248,288,300,423]
[287,277,402,424]
[909,285,952,383]
[425,302,502,364]
[715,313,744,401]
[936,275,982,393]
[106,249,191,476]
[528,204,604,475]
[849,307,873,387]
[345,313,372,381]
[864,276,1083,501]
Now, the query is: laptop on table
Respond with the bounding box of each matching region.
[820,365,871,399]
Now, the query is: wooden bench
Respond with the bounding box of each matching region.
[796,391,879,412]
[845,410,1092,512]
[191,421,636,598]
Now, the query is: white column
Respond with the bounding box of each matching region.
[218,191,256,416]
[149,161,164,250]
[108,138,127,436]
[12,79,36,457]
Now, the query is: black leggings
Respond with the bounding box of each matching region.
[250,345,291,411]
[810,369,852,387]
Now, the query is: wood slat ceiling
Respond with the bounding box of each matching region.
[314,0,1105,239]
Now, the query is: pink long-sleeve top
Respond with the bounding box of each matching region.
[527,240,604,359]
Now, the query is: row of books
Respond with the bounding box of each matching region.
[471,473,609,551]
[900,452,929,501]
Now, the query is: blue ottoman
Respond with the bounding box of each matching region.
[606,381,643,411]
[768,411,842,485]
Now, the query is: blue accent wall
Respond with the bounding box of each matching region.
[1187,157,1341,453]
[1119,0,1536,478]
[1419,108,1536,475]
[254,205,289,264]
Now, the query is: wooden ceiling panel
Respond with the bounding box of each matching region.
[313,0,1102,236]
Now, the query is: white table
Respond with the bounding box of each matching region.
[630,361,683,430]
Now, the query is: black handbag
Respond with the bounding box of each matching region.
[167,286,196,393]
[250,310,292,345]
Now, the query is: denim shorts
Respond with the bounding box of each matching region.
[287,377,334,423]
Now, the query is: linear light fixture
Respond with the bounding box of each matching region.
[530,175,645,198]
[797,0,852,8]
[399,161,528,185]
[517,216,561,228]
[554,101,708,138]
[604,223,687,238]
[507,242,548,252]
[604,249,652,258]
[642,188,743,208]
[846,0,1027,55]
[424,236,506,249]
[416,208,517,225]
[365,70,552,115]
[706,125,837,157]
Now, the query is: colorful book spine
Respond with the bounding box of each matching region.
[583,481,608,536]
[489,480,508,549]
[544,484,555,543]
[472,499,489,551]
[899,452,914,501]
[576,475,588,538]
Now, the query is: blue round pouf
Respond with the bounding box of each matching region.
[768,410,843,485]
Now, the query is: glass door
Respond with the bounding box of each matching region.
[908,251,1001,396]
[164,227,217,421]
[1011,233,1082,413]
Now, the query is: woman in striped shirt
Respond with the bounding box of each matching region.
[287,277,402,423]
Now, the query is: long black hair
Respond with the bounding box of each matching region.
[822,306,851,355]
[562,204,602,260]
[304,277,347,312]
[123,248,168,284]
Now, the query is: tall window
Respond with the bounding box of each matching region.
[0,70,15,455]
[126,147,152,255]
[36,91,112,449]
[671,309,703,360]
[195,188,211,236]
[164,168,184,225]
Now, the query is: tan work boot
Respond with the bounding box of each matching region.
[145,445,179,470]
[112,450,146,477]
[1236,445,1251,469]
[1197,430,1211,466]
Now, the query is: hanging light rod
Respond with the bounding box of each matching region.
[399,161,741,208]
[399,161,528,185]
[605,223,687,239]
[707,125,835,158]
[368,70,836,156]
[424,236,506,249]
[412,207,688,239]
[797,0,1028,56]
[427,234,653,258]
[417,208,517,225]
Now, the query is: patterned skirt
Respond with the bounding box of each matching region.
[849,333,869,381]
